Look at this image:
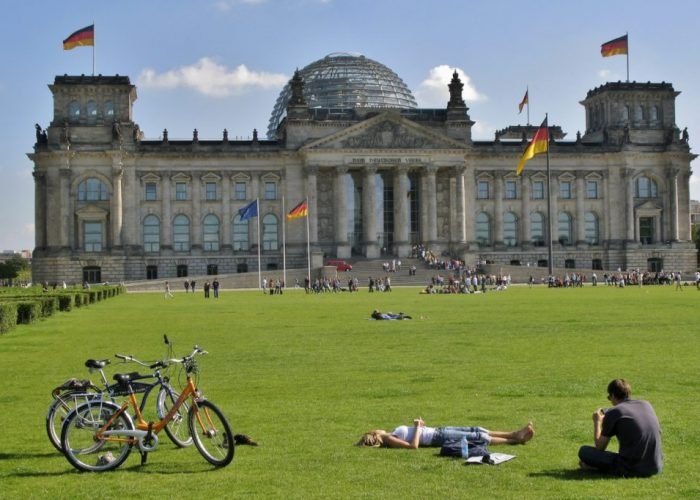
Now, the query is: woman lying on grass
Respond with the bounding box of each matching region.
[357,418,534,449]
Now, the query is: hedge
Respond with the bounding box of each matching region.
[16,301,42,324]
[0,302,17,334]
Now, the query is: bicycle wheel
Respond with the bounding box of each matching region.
[188,400,234,467]
[46,391,97,451]
[61,400,134,472]
[157,386,193,447]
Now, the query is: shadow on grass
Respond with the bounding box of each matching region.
[0,451,61,460]
[529,468,620,481]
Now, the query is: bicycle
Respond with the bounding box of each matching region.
[60,344,234,472]
[46,344,193,451]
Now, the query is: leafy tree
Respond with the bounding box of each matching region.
[0,256,28,281]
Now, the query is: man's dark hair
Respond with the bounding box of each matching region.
[607,379,632,401]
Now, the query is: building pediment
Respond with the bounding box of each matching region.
[75,204,109,217]
[300,112,467,151]
[635,199,663,211]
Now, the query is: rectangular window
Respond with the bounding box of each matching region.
[586,180,598,199]
[531,181,544,200]
[206,182,217,201]
[505,180,517,200]
[264,182,277,200]
[234,182,247,200]
[175,182,187,201]
[84,222,102,252]
[477,181,490,200]
[145,182,157,201]
[559,181,572,199]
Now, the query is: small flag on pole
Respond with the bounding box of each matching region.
[238,200,258,220]
[518,90,529,114]
[601,34,628,57]
[287,200,308,220]
[516,117,549,176]
[63,24,95,50]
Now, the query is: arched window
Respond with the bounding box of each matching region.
[68,100,81,121]
[203,214,220,251]
[143,215,160,253]
[635,176,658,198]
[650,105,658,123]
[475,212,491,245]
[503,212,518,247]
[621,105,629,122]
[77,178,109,201]
[173,214,190,251]
[634,104,644,122]
[104,101,114,118]
[584,212,599,245]
[232,214,249,251]
[558,212,572,245]
[262,214,278,250]
[87,100,97,122]
[530,212,545,246]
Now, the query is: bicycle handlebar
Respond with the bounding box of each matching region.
[115,345,207,369]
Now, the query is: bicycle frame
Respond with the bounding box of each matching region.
[98,373,204,452]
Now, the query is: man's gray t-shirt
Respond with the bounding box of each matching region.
[602,399,663,476]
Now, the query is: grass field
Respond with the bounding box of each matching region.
[0,284,699,499]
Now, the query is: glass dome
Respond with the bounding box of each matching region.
[267,52,417,138]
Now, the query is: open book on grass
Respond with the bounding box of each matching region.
[465,453,516,465]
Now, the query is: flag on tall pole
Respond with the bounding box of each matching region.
[601,34,629,82]
[63,24,96,75]
[518,89,529,114]
[238,199,262,289]
[63,25,94,50]
[238,199,258,220]
[287,200,308,220]
[518,88,530,125]
[601,34,628,57]
[516,117,549,176]
[287,199,311,285]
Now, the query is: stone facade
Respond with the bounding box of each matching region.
[29,73,697,284]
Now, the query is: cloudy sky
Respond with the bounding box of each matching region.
[1,0,699,251]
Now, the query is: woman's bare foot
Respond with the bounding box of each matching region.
[515,422,534,444]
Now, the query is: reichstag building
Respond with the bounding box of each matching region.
[29,53,696,284]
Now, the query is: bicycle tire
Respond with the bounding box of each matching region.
[46,390,99,451]
[157,386,193,447]
[188,400,235,467]
[61,400,134,472]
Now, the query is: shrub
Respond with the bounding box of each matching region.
[39,296,59,317]
[0,302,17,334]
[16,301,41,324]
[57,294,73,312]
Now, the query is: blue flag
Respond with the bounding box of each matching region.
[238,200,258,220]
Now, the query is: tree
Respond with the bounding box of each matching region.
[0,255,28,282]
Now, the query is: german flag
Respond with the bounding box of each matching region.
[63,25,94,50]
[518,89,528,114]
[601,34,628,57]
[516,118,548,176]
[287,200,308,220]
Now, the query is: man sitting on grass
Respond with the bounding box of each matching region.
[578,378,663,477]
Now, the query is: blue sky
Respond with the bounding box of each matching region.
[1,0,699,251]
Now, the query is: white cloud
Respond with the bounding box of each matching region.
[137,57,288,97]
[413,65,485,108]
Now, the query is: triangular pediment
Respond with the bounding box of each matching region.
[635,199,663,211]
[300,112,467,151]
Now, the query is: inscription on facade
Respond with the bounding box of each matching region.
[348,157,427,165]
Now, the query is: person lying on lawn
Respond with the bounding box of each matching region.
[356,418,534,448]
[370,310,412,320]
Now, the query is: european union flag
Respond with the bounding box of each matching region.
[238,200,258,220]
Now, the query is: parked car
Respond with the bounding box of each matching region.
[326,259,353,271]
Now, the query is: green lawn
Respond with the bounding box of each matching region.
[1,285,699,499]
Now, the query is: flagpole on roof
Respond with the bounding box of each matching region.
[92,21,96,76]
[526,86,530,126]
[544,113,554,275]
[626,32,630,82]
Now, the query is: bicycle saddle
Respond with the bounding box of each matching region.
[85,359,111,369]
